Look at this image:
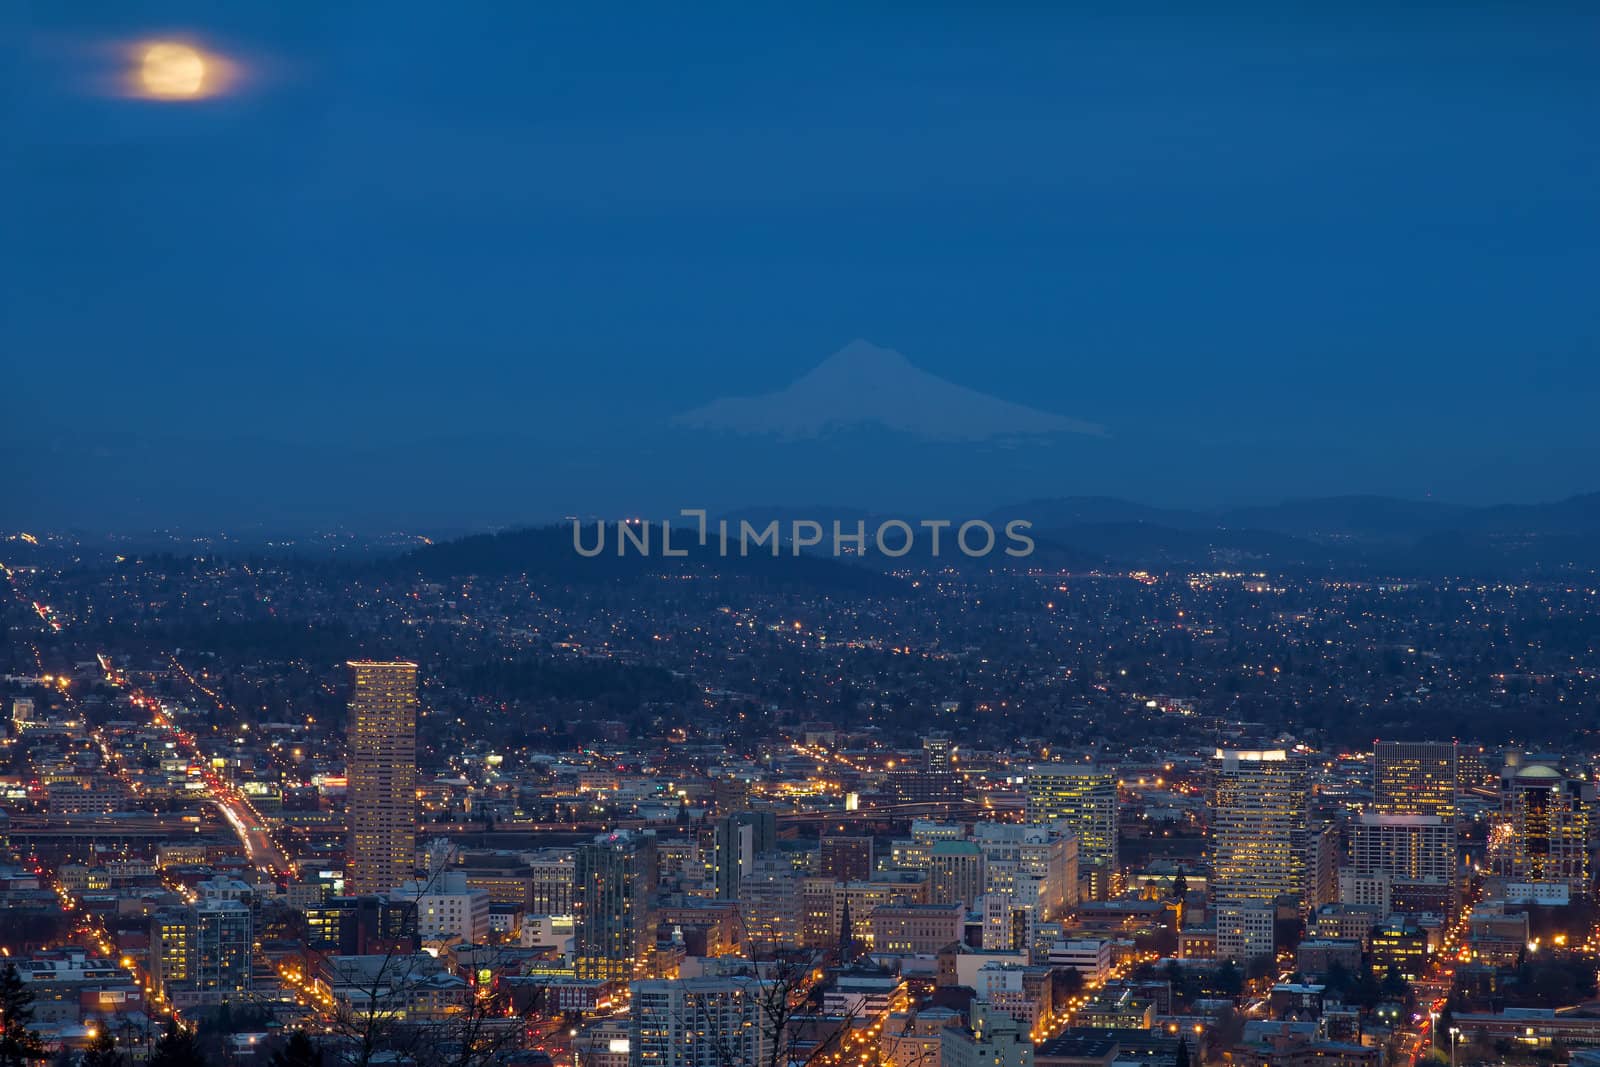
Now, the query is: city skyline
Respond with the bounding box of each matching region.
[7,544,1600,1067]
[5,7,1600,1067]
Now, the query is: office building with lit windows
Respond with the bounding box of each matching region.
[629,975,770,1067]
[1373,740,1458,818]
[575,830,658,982]
[923,734,955,770]
[150,906,191,1003]
[713,810,777,898]
[1495,761,1591,893]
[1350,813,1457,915]
[736,854,803,948]
[1024,764,1118,899]
[869,902,964,955]
[391,871,492,945]
[975,821,1079,919]
[928,840,986,909]
[151,900,254,1008]
[1370,919,1428,981]
[1215,900,1277,965]
[346,661,419,896]
[819,835,875,882]
[941,1000,1034,1067]
[1369,739,1461,913]
[305,895,418,955]
[1209,748,1309,955]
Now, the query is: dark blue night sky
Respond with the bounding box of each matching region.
[4,4,1598,530]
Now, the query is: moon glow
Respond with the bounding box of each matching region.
[132,41,230,100]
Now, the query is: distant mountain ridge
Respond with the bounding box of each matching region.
[991,492,1600,538]
[1217,495,1471,541]
[714,505,1104,572]
[988,491,1600,573]
[390,491,1600,584]
[389,523,905,593]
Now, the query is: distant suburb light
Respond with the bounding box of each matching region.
[128,40,237,100]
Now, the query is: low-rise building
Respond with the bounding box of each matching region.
[870,903,965,956]
[943,1001,1034,1067]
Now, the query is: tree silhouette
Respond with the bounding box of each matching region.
[0,963,48,1067]
[1057,969,1085,999]
[1211,960,1243,997]
[269,1032,323,1067]
[82,1031,124,1067]
[149,1020,207,1067]
[1380,965,1411,1000]
[1435,1006,1455,1051]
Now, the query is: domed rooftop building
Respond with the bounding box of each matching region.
[1494,756,1592,894]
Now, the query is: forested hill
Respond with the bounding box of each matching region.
[388,523,906,594]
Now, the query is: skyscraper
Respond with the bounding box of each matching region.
[1024,764,1118,898]
[1371,740,1459,914]
[1209,749,1309,908]
[151,900,253,1008]
[1349,813,1456,914]
[1209,749,1308,963]
[192,899,254,1005]
[575,830,658,982]
[1374,741,1458,817]
[1496,762,1591,893]
[346,660,419,896]
[712,810,777,898]
[150,906,191,1003]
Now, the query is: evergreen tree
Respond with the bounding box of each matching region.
[268,1032,322,1067]
[1380,965,1410,999]
[148,1021,206,1067]
[1164,960,1190,1002]
[82,1031,124,1067]
[0,963,48,1067]
[1213,960,1243,997]
[203,1004,233,1037]
[1056,969,1085,999]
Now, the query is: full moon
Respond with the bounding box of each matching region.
[137,42,208,99]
